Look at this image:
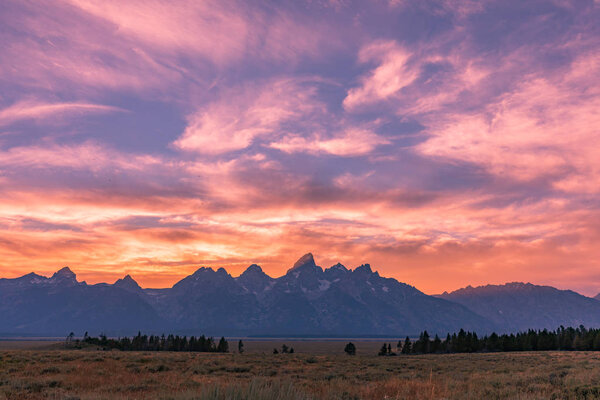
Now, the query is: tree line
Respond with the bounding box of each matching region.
[79,332,230,352]
[371,326,600,355]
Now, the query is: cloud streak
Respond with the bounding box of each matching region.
[0,100,125,126]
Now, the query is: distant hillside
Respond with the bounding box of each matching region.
[0,253,492,336]
[438,282,600,332]
[0,268,165,335]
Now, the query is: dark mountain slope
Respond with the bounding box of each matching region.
[438,282,600,332]
[0,268,164,335]
[11,256,595,337]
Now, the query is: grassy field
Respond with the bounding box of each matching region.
[2,342,600,399]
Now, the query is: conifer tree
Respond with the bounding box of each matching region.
[344,342,356,355]
[378,343,388,356]
[432,334,441,353]
[217,337,229,353]
[401,337,412,354]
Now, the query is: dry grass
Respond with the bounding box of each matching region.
[1,345,600,399]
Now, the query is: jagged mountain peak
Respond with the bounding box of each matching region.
[172,265,237,293]
[216,267,229,275]
[114,274,141,291]
[291,253,315,268]
[190,266,220,277]
[287,253,322,274]
[23,272,46,280]
[323,262,349,280]
[327,263,348,272]
[241,264,267,276]
[237,264,274,294]
[354,263,373,274]
[190,266,230,276]
[50,266,78,284]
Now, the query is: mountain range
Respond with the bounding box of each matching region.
[1,253,600,337]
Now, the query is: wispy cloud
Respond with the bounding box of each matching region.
[344,41,418,111]
[174,79,325,154]
[418,52,600,188]
[175,78,390,157]
[270,128,390,156]
[0,141,160,171]
[0,100,125,126]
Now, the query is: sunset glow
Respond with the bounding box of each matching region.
[1,0,599,295]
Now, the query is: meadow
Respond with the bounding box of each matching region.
[2,341,600,399]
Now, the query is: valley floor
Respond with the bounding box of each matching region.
[1,343,600,399]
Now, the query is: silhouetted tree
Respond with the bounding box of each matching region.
[378,343,389,356]
[217,337,229,353]
[238,339,244,354]
[401,337,412,354]
[344,342,356,355]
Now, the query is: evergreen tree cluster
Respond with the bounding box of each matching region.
[396,326,600,354]
[80,332,229,352]
[378,342,395,356]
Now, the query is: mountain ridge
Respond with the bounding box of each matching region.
[2,254,600,337]
[438,282,600,333]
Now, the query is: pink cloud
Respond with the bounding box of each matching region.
[0,142,162,172]
[269,128,390,156]
[0,2,183,94]
[344,41,418,110]
[1,1,340,99]
[344,39,490,115]
[0,100,125,126]
[64,0,250,66]
[418,52,600,187]
[176,77,391,156]
[64,0,340,66]
[174,79,327,154]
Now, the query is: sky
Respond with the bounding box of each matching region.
[0,0,599,295]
